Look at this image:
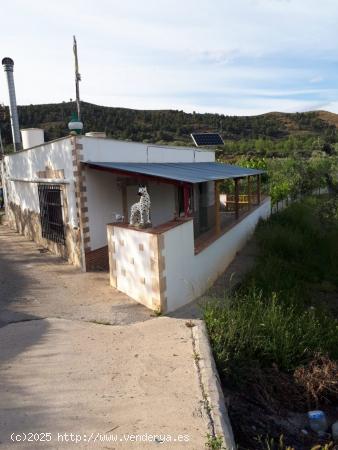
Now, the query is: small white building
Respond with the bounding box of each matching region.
[1,131,270,312]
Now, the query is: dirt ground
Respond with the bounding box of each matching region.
[0,224,212,449]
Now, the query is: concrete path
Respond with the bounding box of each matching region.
[0,225,210,449]
[0,318,207,449]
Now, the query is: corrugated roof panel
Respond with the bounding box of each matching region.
[84,162,264,183]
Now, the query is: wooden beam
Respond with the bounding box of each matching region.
[183,185,190,217]
[257,174,261,205]
[247,176,252,210]
[235,178,240,220]
[122,185,128,222]
[215,181,221,235]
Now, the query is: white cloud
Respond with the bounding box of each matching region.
[1,0,338,115]
[309,76,324,84]
[316,101,338,114]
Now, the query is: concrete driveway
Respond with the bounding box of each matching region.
[0,225,209,449]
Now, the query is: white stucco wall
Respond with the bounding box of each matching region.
[80,136,215,163]
[194,150,215,162]
[85,168,123,250]
[146,182,176,226]
[163,199,271,312]
[147,146,194,162]
[3,137,78,227]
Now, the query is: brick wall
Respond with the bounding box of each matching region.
[85,245,109,271]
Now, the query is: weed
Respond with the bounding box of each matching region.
[152,307,162,317]
[205,289,338,378]
[294,354,338,406]
[255,434,334,450]
[256,434,294,450]
[311,444,335,450]
[193,350,201,362]
[205,434,225,450]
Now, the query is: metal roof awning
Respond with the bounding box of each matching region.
[84,161,265,184]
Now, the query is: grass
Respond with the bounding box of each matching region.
[205,196,338,379]
[205,291,338,377]
[204,196,338,448]
[246,197,338,304]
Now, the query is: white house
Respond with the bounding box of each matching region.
[2,131,270,312]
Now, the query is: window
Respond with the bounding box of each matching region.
[38,184,65,245]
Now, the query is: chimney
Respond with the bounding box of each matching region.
[21,128,44,150]
[2,57,21,151]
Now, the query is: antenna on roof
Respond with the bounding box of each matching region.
[73,35,81,121]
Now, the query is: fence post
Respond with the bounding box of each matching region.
[257,174,261,205]
[215,180,221,235]
[247,176,252,211]
[235,178,240,220]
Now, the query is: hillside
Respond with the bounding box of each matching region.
[1,101,338,150]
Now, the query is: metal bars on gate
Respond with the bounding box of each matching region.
[38,184,65,245]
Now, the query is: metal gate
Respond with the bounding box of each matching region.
[38,184,65,245]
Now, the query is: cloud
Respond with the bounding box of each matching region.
[1,0,338,115]
[309,76,324,84]
[188,49,240,66]
[316,101,338,114]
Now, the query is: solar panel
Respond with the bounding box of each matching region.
[191,133,224,147]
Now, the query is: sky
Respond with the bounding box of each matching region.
[1,0,338,116]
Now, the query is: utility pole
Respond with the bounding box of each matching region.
[73,35,81,121]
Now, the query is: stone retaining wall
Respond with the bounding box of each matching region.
[7,201,82,267]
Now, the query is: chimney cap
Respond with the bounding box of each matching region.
[2,57,14,71]
[2,57,14,66]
